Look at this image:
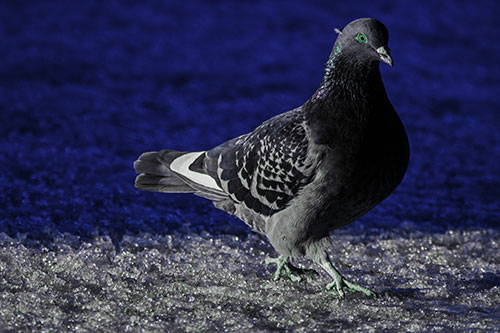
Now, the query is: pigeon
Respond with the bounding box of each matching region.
[134,18,409,298]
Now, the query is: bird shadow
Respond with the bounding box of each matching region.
[463,272,500,291]
[378,287,425,299]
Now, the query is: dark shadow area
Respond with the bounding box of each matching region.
[380,288,425,299]
[465,273,500,291]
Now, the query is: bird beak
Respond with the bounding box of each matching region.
[376,46,393,67]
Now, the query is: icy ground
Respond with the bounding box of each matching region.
[1,226,498,331]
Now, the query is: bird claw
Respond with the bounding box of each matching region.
[263,256,316,283]
[319,259,376,299]
[326,276,376,299]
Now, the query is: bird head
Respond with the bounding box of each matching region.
[334,18,393,67]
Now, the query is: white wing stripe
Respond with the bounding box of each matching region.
[170,152,223,191]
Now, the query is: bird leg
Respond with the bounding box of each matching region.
[319,259,376,299]
[263,255,314,282]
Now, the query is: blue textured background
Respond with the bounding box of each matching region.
[1,0,499,245]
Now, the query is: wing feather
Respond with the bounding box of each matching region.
[206,109,318,217]
[172,109,319,217]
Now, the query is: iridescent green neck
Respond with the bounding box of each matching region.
[323,42,342,79]
[311,42,342,102]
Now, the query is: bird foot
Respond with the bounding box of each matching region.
[320,260,376,299]
[326,275,376,299]
[263,256,316,282]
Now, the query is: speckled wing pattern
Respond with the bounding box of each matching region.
[205,109,317,218]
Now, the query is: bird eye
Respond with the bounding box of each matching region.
[356,33,367,44]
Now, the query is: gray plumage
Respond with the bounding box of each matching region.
[134,18,409,298]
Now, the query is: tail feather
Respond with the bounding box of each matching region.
[134,149,229,201]
[134,174,194,193]
[134,150,184,176]
[134,150,194,193]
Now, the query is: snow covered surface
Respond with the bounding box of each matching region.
[1,0,499,331]
[1,228,499,331]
